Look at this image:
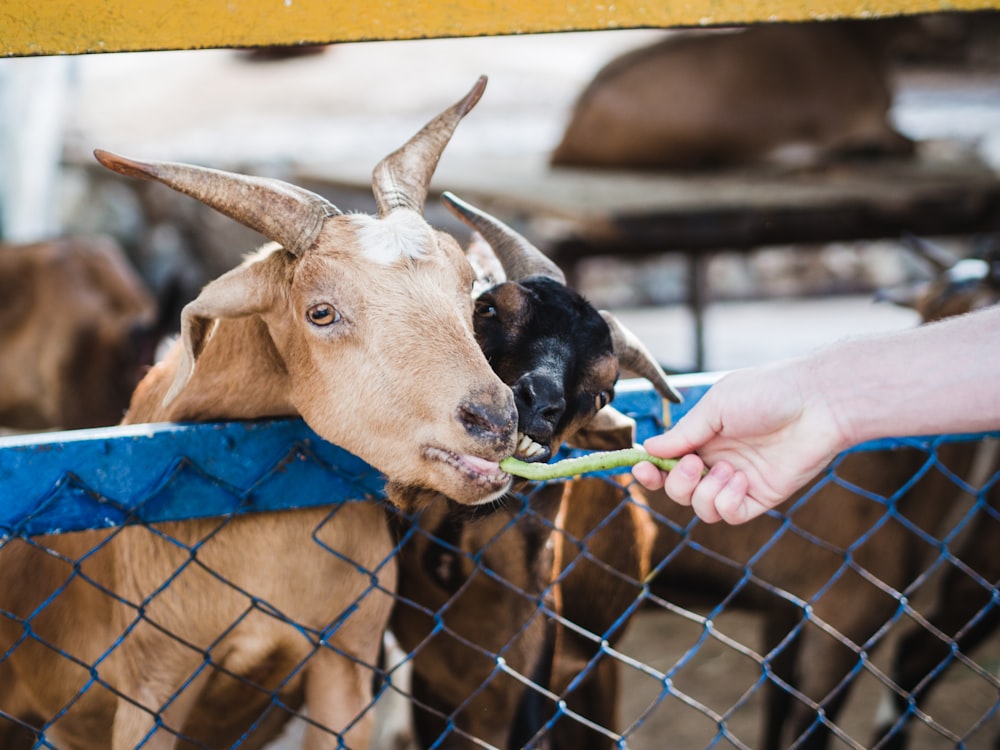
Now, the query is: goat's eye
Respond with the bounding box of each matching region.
[595,391,611,411]
[306,303,340,327]
[474,298,497,318]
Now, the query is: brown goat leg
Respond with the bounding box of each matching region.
[876,596,1000,750]
[550,655,620,750]
[760,603,804,750]
[112,660,211,750]
[784,608,893,750]
[301,648,375,750]
[0,665,39,750]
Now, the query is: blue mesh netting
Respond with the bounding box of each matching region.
[1,383,998,749]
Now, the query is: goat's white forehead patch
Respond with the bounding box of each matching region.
[350,210,432,265]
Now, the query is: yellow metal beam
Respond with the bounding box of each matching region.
[5,0,999,57]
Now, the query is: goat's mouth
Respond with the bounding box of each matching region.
[424,446,512,494]
[514,431,552,463]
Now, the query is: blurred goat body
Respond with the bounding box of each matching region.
[0,236,157,431]
[551,21,915,170]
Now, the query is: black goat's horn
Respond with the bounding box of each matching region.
[94,150,340,257]
[600,311,682,403]
[442,191,566,284]
[372,77,486,217]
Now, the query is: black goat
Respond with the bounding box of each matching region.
[388,192,679,750]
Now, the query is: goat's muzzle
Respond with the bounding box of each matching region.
[510,372,565,462]
[456,394,517,455]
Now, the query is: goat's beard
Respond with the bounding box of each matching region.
[385,482,446,515]
[386,481,516,517]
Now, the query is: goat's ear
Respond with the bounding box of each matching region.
[163,259,276,407]
[565,406,636,451]
[467,231,506,291]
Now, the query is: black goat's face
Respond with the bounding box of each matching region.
[444,190,679,464]
[473,276,619,463]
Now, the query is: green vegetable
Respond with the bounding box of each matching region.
[499,448,680,480]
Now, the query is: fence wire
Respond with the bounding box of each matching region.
[1,383,999,750]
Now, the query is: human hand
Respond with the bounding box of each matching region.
[632,361,849,524]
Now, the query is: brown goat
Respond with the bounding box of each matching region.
[387,198,678,750]
[0,236,158,431]
[639,240,1000,749]
[0,78,521,750]
[550,20,915,170]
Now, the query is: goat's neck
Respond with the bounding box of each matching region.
[123,316,294,426]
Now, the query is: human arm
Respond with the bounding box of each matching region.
[632,305,1000,524]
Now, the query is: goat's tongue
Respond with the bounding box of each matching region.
[460,454,501,476]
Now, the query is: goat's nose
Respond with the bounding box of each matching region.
[457,396,516,442]
[513,375,566,428]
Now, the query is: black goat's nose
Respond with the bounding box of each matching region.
[514,376,566,424]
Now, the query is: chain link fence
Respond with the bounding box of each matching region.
[2,377,998,749]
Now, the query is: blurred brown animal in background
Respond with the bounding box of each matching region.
[551,20,916,170]
[0,236,159,431]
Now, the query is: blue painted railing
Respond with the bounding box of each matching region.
[0,378,675,538]
[2,372,994,536]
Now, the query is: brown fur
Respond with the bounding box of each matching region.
[551,21,916,170]
[391,482,565,749]
[546,472,657,749]
[642,445,980,749]
[868,244,1000,748]
[390,405,650,750]
[0,236,156,430]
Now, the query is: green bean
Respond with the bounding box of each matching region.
[499,448,680,480]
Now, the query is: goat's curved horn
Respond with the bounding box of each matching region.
[372,76,487,217]
[442,191,566,284]
[600,311,682,404]
[94,150,341,257]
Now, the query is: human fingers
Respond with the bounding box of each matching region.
[688,462,742,524]
[710,471,767,525]
[658,453,708,507]
[631,460,666,491]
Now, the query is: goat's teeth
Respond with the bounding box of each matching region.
[514,432,549,461]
